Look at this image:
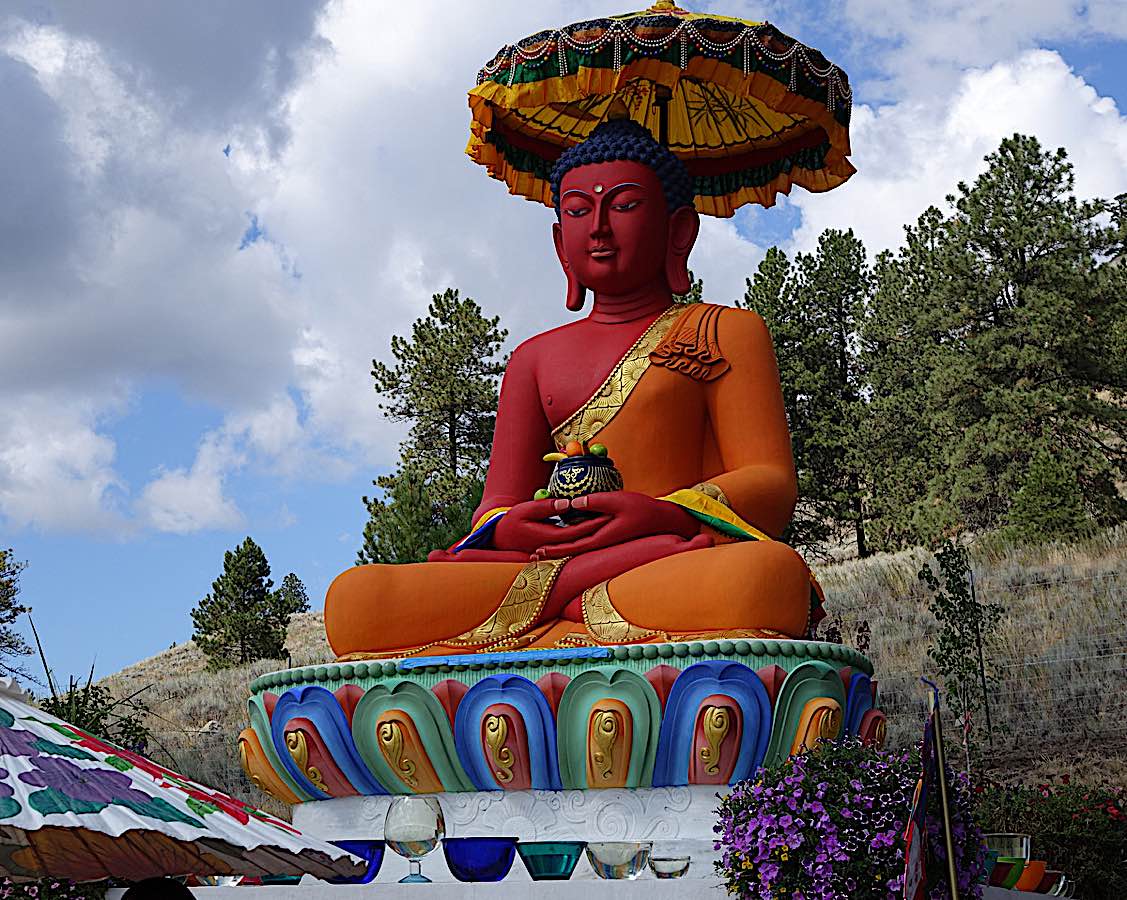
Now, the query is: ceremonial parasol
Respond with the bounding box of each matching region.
[0,679,363,884]
[467,0,854,217]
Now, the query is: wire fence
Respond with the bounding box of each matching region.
[876,606,1127,758]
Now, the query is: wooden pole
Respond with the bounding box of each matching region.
[929,689,961,900]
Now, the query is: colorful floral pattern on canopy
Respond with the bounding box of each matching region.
[0,680,363,883]
[467,1,855,216]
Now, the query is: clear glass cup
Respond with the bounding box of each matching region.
[383,796,446,884]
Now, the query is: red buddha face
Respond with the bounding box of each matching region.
[552,159,699,310]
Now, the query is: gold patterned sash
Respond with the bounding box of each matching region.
[444,558,567,648]
[551,305,684,450]
[579,579,790,646]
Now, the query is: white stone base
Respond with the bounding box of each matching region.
[292,787,723,883]
[109,884,720,898]
[103,882,1052,899]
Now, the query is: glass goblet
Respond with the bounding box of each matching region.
[383,795,445,884]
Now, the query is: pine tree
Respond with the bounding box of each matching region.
[0,550,30,677]
[859,209,954,548]
[1006,445,1092,543]
[861,135,1127,547]
[371,288,507,496]
[190,538,309,669]
[742,247,825,551]
[742,232,871,556]
[359,289,507,564]
[357,466,483,565]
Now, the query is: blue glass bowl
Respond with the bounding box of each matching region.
[516,841,586,881]
[442,837,519,882]
[328,839,385,885]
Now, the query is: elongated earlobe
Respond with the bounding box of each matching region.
[565,271,587,311]
[553,221,587,312]
[665,206,701,296]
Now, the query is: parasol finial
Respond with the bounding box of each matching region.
[649,0,683,11]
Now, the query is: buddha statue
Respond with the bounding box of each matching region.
[326,119,824,660]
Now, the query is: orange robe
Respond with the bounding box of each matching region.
[325,303,820,660]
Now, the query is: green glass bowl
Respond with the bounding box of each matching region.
[516,841,587,881]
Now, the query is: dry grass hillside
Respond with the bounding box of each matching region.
[103,529,1127,814]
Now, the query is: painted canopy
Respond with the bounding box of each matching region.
[0,679,363,883]
[467,0,855,217]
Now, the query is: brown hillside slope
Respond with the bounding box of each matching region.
[104,529,1127,814]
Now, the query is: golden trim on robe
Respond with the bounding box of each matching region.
[444,558,567,647]
[551,305,684,450]
[581,581,661,644]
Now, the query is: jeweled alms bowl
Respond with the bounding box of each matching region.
[547,454,624,499]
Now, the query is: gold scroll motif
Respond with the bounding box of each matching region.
[819,706,843,741]
[699,706,732,776]
[551,305,683,449]
[590,710,620,781]
[377,720,418,788]
[484,715,515,784]
[582,581,660,644]
[238,738,271,797]
[871,717,888,748]
[790,698,844,756]
[285,730,329,793]
[446,559,567,647]
[238,729,302,804]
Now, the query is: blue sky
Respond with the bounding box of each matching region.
[1,0,1125,685]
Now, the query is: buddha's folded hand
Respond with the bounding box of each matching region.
[528,491,700,560]
[490,497,611,554]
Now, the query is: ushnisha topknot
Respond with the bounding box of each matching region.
[550,118,694,215]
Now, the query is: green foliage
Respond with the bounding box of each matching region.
[370,288,507,488]
[1006,446,1092,542]
[39,669,151,754]
[742,231,870,556]
[975,778,1127,900]
[360,289,506,564]
[358,468,483,565]
[861,135,1127,549]
[0,550,31,677]
[918,542,1001,750]
[190,538,309,670]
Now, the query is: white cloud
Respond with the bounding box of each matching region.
[136,433,244,534]
[788,50,1127,255]
[0,399,126,533]
[2,1,1126,538]
[841,0,1127,100]
[693,217,767,305]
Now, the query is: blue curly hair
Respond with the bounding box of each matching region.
[550,118,694,216]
